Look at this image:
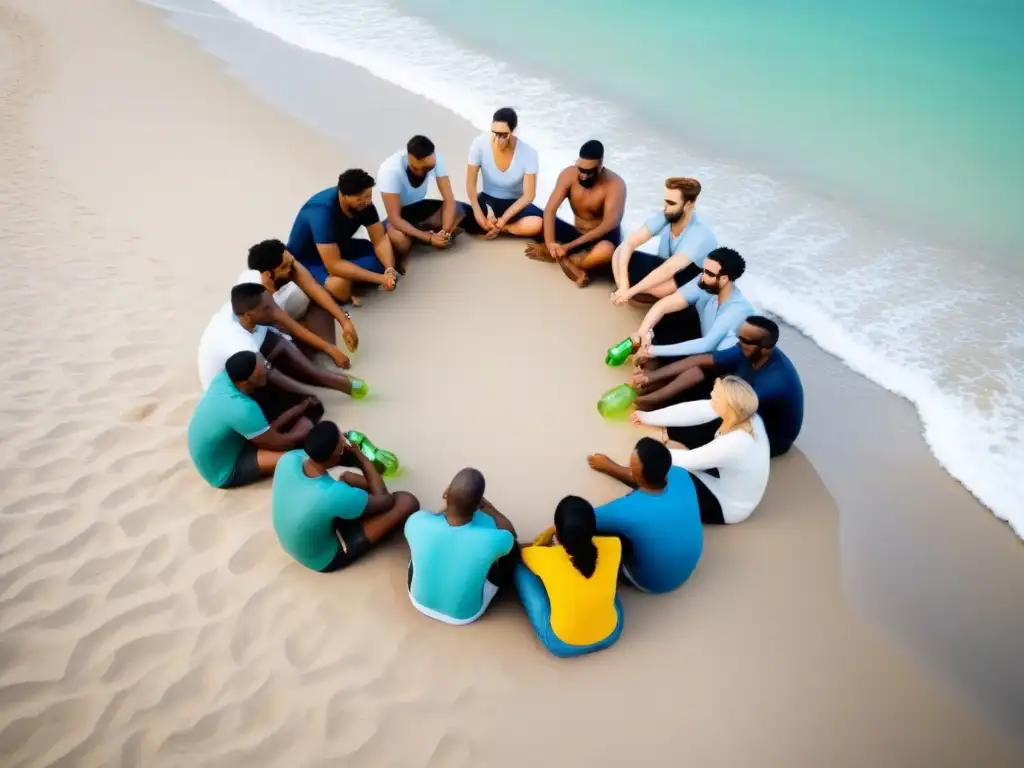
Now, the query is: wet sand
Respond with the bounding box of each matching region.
[0,0,1021,765]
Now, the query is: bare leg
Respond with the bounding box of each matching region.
[265,335,353,395]
[587,454,637,489]
[525,241,554,262]
[324,275,355,305]
[256,449,287,475]
[360,491,420,543]
[292,304,338,358]
[504,216,543,238]
[386,227,413,269]
[635,368,707,410]
[561,240,615,287]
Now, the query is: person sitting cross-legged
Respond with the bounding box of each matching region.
[272,421,420,573]
[187,351,320,489]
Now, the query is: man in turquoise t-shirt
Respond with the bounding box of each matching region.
[187,351,319,489]
[404,468,517,625]
[272,421,420,572]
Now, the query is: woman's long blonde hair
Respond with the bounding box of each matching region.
[714,375,759,437]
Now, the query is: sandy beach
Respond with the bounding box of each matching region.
[1,0,1022,765]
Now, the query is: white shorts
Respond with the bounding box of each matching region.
[408,580,499,626]
[274,282,310,320]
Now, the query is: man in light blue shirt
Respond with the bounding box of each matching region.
[404,468,517,625]
[635,246,754,360]
[378,135,471,267]
[611,177,717,303]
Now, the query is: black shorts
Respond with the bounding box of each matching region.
[250,383,324,423]
[394,199,444,228]
[627,251,701,290]
[691,472,726,525]
[222,444,263,488]
[553,217,622,249]
[320,518,373,572]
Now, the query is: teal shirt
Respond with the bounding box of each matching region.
[186,371,269,488]
[405,510,514,621]
[271,450,369,571]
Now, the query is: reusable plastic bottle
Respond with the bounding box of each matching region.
[375,449,400,477]
[605,337,635,367]
[350,378,369,399]
[345,430,398,475]
[597,384,637,419]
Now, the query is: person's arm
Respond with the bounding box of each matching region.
[342,446,394,515]
[466,163,487,223]
[432,153,457,234]
[315,242,390,286]
[269,397,312,432]
[248,398,313,451]
[495,173,537,228]
[651,303,752,359]
[269,306,348,366]
[612,222,655,289]
[641,353,715,386]
[290,261,360,351]
[625,252,692,299]
[543,168,574,249]
[381,191,433,244]
[479,496,516,535]
[637,399,717,428]
[365,220,396,272]
[564,177,626,254]
[637,293,687,339]
[668,432,746,472]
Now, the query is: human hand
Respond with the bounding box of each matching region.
[379,271,398,290]
[430,232,452,249]
[303,395,323,413]
[484,217,505,240]
[628,370,648,388]
[587,453,613,472]
[474,210,492,233]
[610,288,631,305]
[326,346,351,369]
[341,322,359,353]
[550,243,567,261]
[629,411,646,427]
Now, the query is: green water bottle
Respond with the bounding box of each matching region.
[375,449,400,477]
[597,384,637,419]
[605,337,635,367]
[350,377,369,399]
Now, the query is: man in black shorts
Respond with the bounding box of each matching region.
[187,351,321,489]
[271,421,421,572]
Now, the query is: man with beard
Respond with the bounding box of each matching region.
[633,247,754,365]
[379,135,470,265]
[526,140,626,287]
[630,316,804,456]
[286,169,399,306]
[609,177,718,303]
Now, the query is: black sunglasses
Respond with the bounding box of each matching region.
[702,267,722,278]
[492,130,510,139]
[576,165,599,177]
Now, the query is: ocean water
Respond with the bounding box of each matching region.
[200,0,1023,537]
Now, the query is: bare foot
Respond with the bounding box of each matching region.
[525,242,554,262]
[351,295,363,307]
[559,258,590,287]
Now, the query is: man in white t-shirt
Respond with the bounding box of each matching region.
[197,283,360,403]
[240,239,359,365]
[378,135,471,266]
[610,177,718,304]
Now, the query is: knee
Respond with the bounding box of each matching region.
[324,276,352,301]
[393,490,420,514]
[388,228,411,255]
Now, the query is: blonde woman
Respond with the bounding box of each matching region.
[631,375,770,524]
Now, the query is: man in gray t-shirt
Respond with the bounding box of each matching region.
[611,177,717,304]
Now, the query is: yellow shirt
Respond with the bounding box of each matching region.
[521,537,621,646]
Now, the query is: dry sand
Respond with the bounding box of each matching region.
[0,0,1021,765]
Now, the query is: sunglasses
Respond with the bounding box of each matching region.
[576,166,599,177]
[492,130,510,139]
[702,267,722,278]
[737,335,761,347]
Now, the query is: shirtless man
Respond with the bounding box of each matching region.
[526,140,626,287]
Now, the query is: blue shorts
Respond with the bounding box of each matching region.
[477,193,544,223]
[514,564,624,658]
[301,238,385,285]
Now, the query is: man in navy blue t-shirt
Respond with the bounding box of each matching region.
[631,315,804,456]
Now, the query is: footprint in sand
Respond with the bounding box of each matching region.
[122,401,158,422]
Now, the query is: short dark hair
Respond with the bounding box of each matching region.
[225,351,257,383]
[407,135,435,160]
[447,467,486,517]
[230,282,267,315]
[635,437,671,486]
[337,168,375,197]
[247,239,286,273]
[305,421,341,464]
[579,140,604,160]
[492,107,518,131]
[707,246,746,281]
[745,315,779,348]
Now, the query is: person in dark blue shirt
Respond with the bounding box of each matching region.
[286,169,399,306]
[631,316,804,456]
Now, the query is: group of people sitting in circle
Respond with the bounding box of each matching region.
[186,106,806,657]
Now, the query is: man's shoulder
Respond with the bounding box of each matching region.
[378,150,404,174]
[301,186,336,210]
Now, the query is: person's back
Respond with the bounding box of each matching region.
[521,536,621,646]
[272,449,368,571]
[595,466,703,593]
[287,186,338,267]
[187,369,269,488]
[743,348,803,456]
[405,508,514,624]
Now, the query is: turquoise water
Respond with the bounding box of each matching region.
[399,0,1024,253]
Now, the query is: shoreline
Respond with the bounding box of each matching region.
[154,0,1024,539]
[0,0,1021,765]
